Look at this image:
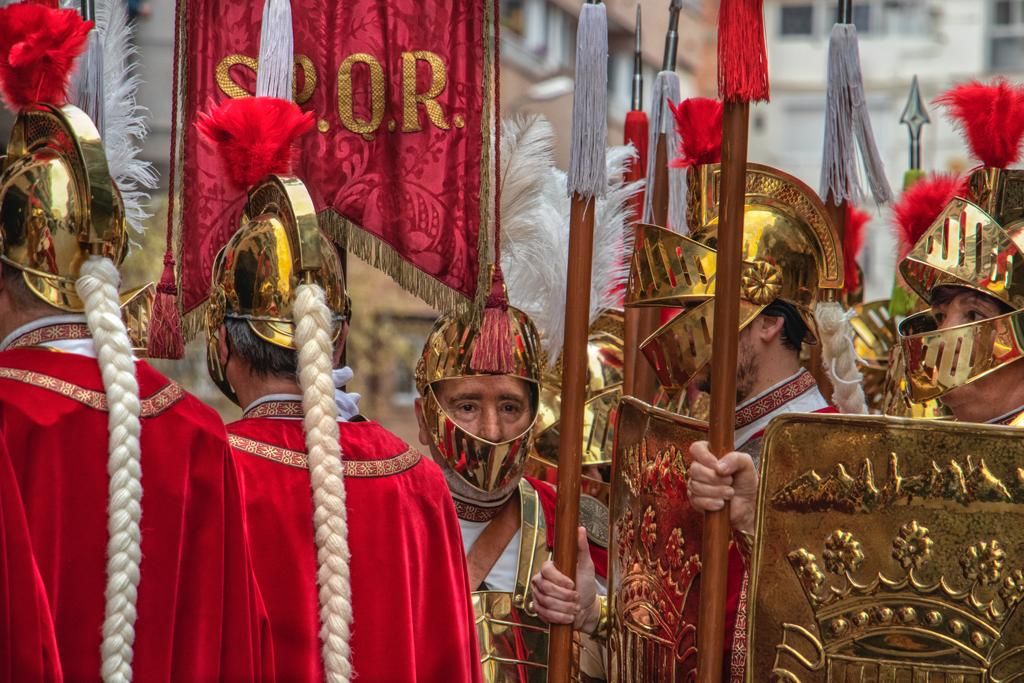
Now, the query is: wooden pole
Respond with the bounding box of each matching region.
[625,133,670,401]
[547,194,596,683]
[695,102,749,683]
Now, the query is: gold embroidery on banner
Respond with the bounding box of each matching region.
[215,54,258,99]
[5,323,92,349]
[337,53,385,141]
[294,55,316,105]
[228,435,422,477]
[401,51,449,132]
[0,367,184,416]
[215,54,317,104]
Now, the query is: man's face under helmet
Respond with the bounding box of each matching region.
[415,307,543,497]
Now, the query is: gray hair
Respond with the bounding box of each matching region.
[224,318,297,379]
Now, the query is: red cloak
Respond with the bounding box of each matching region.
[227,407,482,683]
[0,347,269,682]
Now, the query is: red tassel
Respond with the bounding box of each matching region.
[623,110,649,184]
[0,2,91,110]
[196,96,314,190]
[469,271,515,374]
[892,173,965,258]
[843,204,870,294]
[668,97,724,168]
[148,251,184,359]
[936,80,1024,169]
[717,0,770,103]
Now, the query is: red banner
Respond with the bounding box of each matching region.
[168,0,497,331]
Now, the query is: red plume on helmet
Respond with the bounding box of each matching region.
[892,173,966,258]
[844,204,870,294]
[196,96,315,190]
[668,97,724,169]
[0,2,92,111]
[935,80,1024,169]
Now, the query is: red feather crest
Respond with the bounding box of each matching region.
[668,98,723,169]
[196,97,314,190]
[0,2,92,110]
[843,205,870,294]
[935,80,1024,169]
[892,173,965,257]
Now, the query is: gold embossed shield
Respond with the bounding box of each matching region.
[609,397,728,681]
[747,413,1024,681]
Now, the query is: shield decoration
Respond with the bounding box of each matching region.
[748,413,1024,681]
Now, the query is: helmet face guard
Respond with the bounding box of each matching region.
[897,308,1024,402]
[896,197,1024,402]
[421,378,539,495]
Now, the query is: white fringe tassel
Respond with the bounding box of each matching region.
[819,23,892,206]
[256,0,294,100]
[815,301,868,415]
[567,3,608,199]
[642,71,686,233]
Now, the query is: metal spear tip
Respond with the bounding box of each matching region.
[662,0,682,72]
[635,3,642,55]
[632,3,643,110]
[900,75,931,132]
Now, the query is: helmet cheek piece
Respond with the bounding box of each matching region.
[897,196,1024,404]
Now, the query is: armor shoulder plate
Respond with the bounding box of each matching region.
[580,493,609,549]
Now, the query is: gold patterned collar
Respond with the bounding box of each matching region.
[242,398,305,419]
[734,369,818,430]
[453,494,516,523]
[2,320,91,351]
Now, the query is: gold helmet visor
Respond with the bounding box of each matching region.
[896,197,1024,401]
[421,379,539,494]
[897,308,1024,402]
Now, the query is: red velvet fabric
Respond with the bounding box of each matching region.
[172,0,495,318]
[0,348,268,682]
[227,416,482,683]
[0,437,61,683]
[524,476,608,580]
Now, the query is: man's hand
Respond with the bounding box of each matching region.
[687,440,758,535]
[530,527,600,633]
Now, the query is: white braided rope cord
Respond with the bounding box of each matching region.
[77,256,143,683]
[293,283,353,682]
[815,300,868,415]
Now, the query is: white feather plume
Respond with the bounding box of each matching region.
[100,0,157,234]
[70,0,157,234]
[501,116,642,365]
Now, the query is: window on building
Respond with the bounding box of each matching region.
[781,4,815,35]
[825,1,872,33]
[990,0,1024,70]
[880,0,932,36]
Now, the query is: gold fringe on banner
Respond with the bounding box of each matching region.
[319,210,479,320]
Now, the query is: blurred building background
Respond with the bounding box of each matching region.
[2,0,1019,438]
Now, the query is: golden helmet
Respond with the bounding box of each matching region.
[897,189,1024,402]
[0,103,127,310]
[533,309,624,470]
[627,163,843,391]
[207,175,348,402]
[415,305,543,495]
